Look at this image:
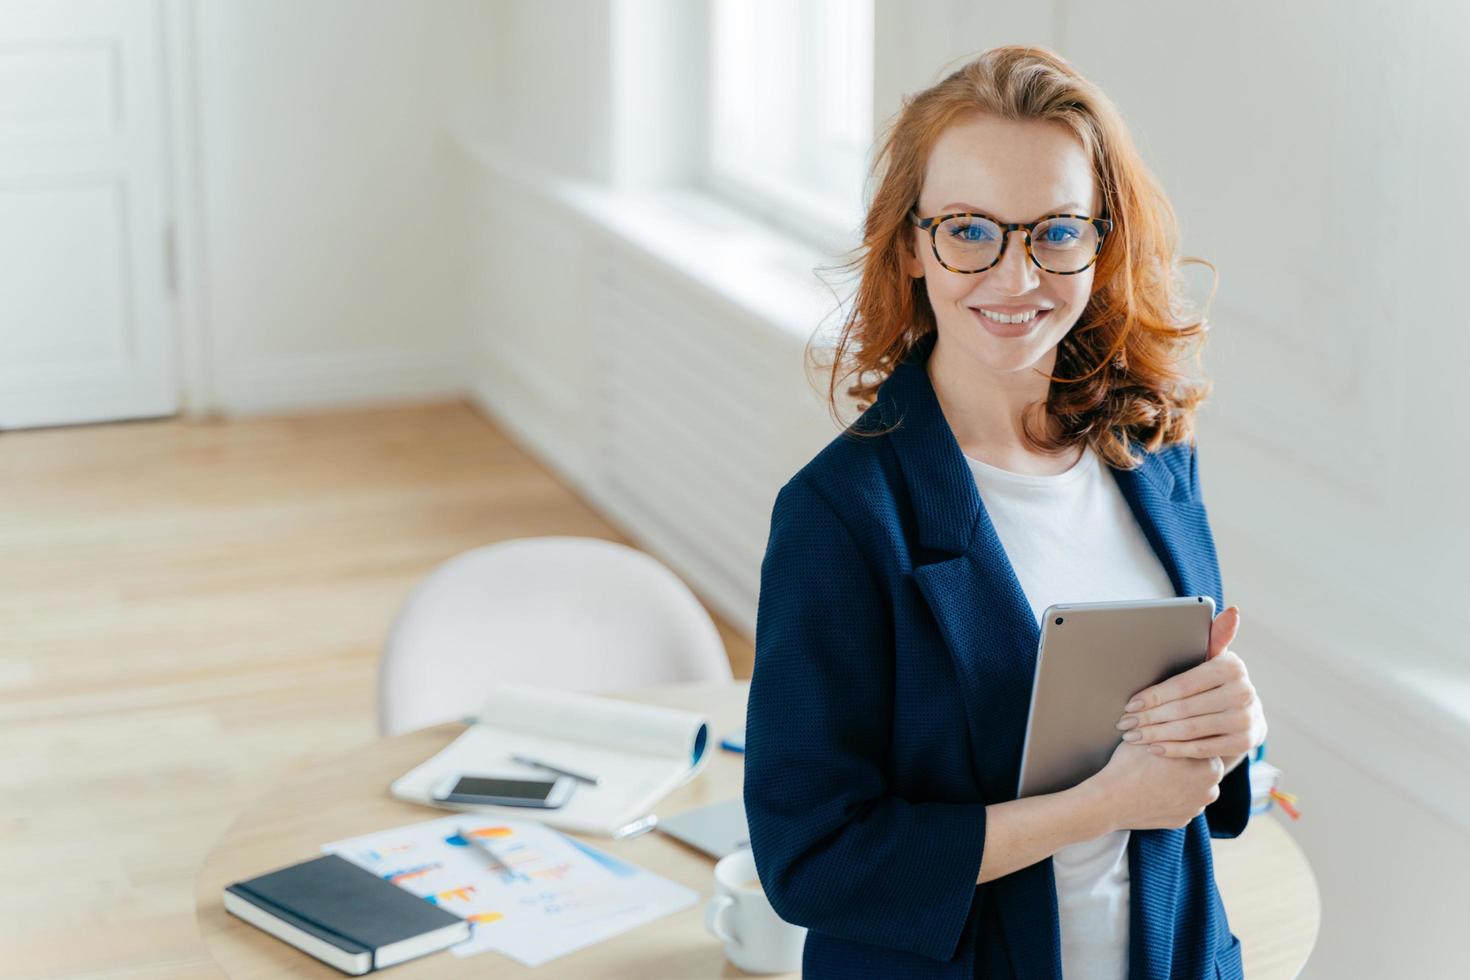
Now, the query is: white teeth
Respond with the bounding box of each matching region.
[976,308,1044,324]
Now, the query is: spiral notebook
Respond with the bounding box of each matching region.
[391,684,711,837]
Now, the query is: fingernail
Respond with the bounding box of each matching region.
[1116,716,1138,731]
[1125,699,1144,712]
[1123,731,1142,742]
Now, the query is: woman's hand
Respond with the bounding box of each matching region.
[1114,606,1267,769]
[1088,740,1225,832]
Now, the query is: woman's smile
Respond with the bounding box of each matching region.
[970,305,1052,337]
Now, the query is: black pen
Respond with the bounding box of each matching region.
[510,753,601,786]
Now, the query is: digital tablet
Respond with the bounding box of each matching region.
[1016,595,1215,799]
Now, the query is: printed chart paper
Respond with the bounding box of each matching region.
[322,814,699,965]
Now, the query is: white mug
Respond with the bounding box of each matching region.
[704,847,806,974]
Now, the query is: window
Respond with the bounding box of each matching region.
[707,0,875,254]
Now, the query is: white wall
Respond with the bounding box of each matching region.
[479,0,609,181]
[190,0,488,414]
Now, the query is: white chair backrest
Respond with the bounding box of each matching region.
[376,536,732,736]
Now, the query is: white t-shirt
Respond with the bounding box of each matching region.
[963,443,1176,980]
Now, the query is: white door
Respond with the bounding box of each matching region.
[0,0,177,429]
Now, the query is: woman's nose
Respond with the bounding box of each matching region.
[988,229,1041,291]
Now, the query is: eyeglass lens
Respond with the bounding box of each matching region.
[934,215,1099,273]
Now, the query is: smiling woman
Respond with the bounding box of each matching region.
[813,46,1217,474]
[745,45,1261,980]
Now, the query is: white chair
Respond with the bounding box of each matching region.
[376,536,733,737]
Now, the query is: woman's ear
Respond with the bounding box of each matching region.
[901,236,925,279]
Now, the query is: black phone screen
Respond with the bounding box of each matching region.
[449,775,556,801]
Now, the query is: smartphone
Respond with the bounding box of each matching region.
[430,773,577,809]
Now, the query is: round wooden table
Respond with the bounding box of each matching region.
[195,680,1318,977]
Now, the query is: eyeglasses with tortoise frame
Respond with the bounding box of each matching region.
[907,207,1114,275]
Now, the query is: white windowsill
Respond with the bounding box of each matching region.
[451,126,846,353]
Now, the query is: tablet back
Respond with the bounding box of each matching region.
[1016,596,1214,799]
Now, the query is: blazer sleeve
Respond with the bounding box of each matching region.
[1206,752,1252,838]
[1187,440,1256,840]
[744,473,989,963]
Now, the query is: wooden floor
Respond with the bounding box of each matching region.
[0,400,754,979]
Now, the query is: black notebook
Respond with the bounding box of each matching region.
[224,853,470,975]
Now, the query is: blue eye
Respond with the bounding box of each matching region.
[1040,224,1081,245]
[947,222,995,243]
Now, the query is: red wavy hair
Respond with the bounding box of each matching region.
[812,45,1217,469]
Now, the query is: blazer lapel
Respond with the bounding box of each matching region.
[874,331,1221,979]
[877,334,1039,796]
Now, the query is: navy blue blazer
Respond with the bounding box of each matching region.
[744,330,1250,979]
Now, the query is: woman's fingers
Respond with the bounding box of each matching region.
[1124,606,1243,711]
[1121,706,1251,748]
[1113,606,1265,763]
[1125,647,1246,713]
[1117,685,1241,732]
[1145,732,1252,758]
